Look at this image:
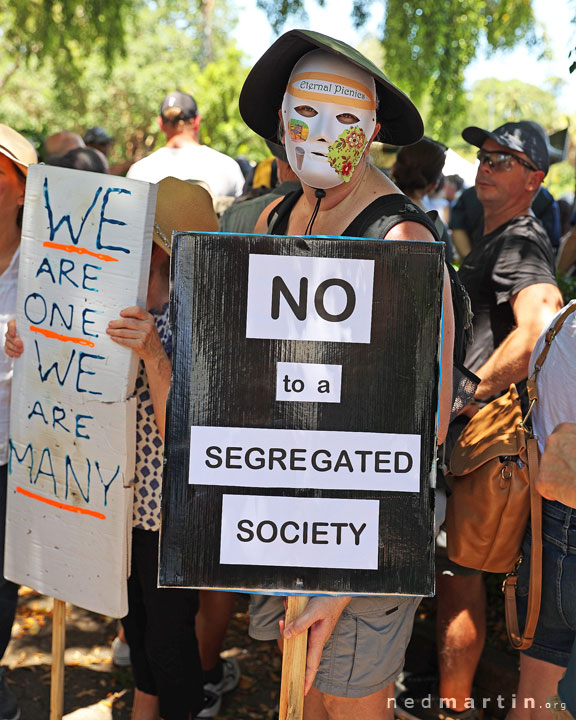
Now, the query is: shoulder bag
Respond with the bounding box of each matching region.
[445,302,576,649]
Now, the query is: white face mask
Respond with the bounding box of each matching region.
[281,50,377,190]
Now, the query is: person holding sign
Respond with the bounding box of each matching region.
[0,123,37,720]
[6,178,220,720]
[238,31,454,720]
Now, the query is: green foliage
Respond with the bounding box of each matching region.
[458,78,565,134]
[382,0,539,139]
[557,273,576,303]
[0,0,133,82]
[0,0,269,164]
[546,152,576,202]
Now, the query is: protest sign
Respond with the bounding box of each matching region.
[6,165,156,617]
[160,233,444,597]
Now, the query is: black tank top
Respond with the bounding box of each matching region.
[266,188,440,241]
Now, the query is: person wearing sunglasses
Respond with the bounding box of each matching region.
[429,121,564,719]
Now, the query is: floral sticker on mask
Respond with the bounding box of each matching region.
[327,126,367,182]
[289,119,309,142]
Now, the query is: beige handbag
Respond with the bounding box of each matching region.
[445,303,576,649]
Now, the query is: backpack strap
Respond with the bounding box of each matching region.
[267,189,303,235]
[345,194,441,241]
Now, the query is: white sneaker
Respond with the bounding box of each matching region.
[195,689,222,719]
[204,657,241,695]
[111,637,131,667]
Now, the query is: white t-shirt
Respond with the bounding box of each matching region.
[127,144,245,198]
[529,300,576,453]
[0,247,19,465]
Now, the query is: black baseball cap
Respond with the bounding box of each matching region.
[239,29,423,146]
[462,121,550,175]
[160,91,198,121]
[84,126,113,145]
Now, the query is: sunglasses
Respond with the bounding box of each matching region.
[476,149,538,173]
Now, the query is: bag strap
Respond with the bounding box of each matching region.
[504,436,542,649]
[530,301,576,382]
[503,301,576,649]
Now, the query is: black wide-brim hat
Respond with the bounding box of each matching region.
[239,29,423,146]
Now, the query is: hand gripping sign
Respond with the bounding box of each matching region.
[160,233,444,597]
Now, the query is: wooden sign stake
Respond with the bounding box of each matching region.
[279,596,309,720]
[50,598,66,720]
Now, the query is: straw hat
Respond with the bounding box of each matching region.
[153,176,219,255]
[0,124,38,173]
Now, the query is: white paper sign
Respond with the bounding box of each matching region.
[220,495,380,569]
[189,426,420,492]
[16,165,156,401]
[6,166,156,617]
[276,362,342,402]
[246,255,374,343]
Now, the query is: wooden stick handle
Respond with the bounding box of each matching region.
[279,596,309,720]
[50,598,66,720]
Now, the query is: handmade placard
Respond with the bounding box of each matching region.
[160,233,444,596]
[6,165,157,617]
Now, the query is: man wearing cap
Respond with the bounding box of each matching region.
[219,141,300,233]
[0,123,37,720]
[239,30,455,719]
[430,121,564,717]
[127,90,245,198]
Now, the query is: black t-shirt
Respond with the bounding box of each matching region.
[458,214,557,372]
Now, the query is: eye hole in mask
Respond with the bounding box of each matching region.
[281,50,377,189]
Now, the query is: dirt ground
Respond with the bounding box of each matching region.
[5,580,519,720]
[5,587,281,720]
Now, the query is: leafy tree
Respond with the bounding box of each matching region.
[255,0,542,138]
[450,78,566,152]
[0,0,268,164]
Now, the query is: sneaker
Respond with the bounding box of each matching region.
[0,670,20,720]
[204,657,241,696]
[111,636,131,667]
[195,689,222,719]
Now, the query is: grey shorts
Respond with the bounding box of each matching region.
[249,594,420,698]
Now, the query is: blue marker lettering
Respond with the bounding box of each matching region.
[24,293,47,325]
[50,303,74,331]
[75,414,93,440]
[28,401,48,425]
[8,440,34,482]
[34,340,76,386]
[44,177,102,245]
[81,308,100,338]
[36,257,56,283]
[76,352,104,395]
[94,460,120,506]
[58,259,78,288]
[82,263,101,292]
[65,456,90,503]
[96,188,131,254]
[52,406,70,433]
[34,447,57,496]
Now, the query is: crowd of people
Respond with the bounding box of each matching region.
[1,25,575,720]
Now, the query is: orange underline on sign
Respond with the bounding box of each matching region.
[29,326,95,347]
[43,241,118,262]
[16,487,106,520]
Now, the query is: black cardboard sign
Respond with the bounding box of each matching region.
[159,233,443,596]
